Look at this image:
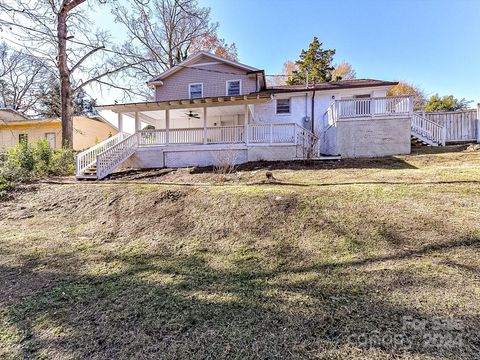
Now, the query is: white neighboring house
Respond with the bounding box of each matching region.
[77,51,445,179]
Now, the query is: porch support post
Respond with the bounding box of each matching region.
[203,107,208,144]
[165,109,170,145]
[118,112,123,133]
[134,112,141,132]
[244,104,249,145]
[476,102,480,143]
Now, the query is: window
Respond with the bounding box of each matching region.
[276,98,291,114]
[19,133,28,145]
[45,133,56,148]
[189,83,203,99]
[226,80,241,96]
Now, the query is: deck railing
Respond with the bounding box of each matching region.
[137,123,301,146]
[332,96,413,121]
[207,125,244,143]
[76,123,319,177]
[75,132,129,176]
[248,123,296,144]
[411,113,446,146]
[96,133,138,179]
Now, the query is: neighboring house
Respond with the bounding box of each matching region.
[77,51,445,179]
[0,109,118,151]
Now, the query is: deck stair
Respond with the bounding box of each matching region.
[411,113,446,147]
[76,132,137,180]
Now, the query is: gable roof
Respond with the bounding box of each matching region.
[262,79,399,94]
[148,51,262,85]
[0,108,30,123]
[0,112,117,130]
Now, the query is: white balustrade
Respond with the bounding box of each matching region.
[206,125,244,143]
[77,123,320,178]
[411,113,446,146]
[96,133,138,180]
[331,96,412,120]
[75,132,129,176]
[249,123,297,143]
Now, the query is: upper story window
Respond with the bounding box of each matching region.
[226,80,241,96]
[276,98,291,114]
[189,83,203,99]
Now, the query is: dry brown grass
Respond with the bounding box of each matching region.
[0,145,479,359]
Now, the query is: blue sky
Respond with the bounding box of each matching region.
[199,0,480,103]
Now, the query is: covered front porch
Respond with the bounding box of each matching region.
[103,94,304,146]
[76,94,320,179]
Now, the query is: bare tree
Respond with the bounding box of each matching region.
[267,60,297,86]
[387,81,426,111]
[331,61,356,81]
[0,42,49,113]
[0,0,146,147]
[112,0,237,97]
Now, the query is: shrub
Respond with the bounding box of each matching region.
[0,140,75,197]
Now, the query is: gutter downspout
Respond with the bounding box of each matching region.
[311,89,316,133]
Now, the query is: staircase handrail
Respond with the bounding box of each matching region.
[96,133,138,180]
[325,102,337,125]
[75,132,129,176]
[411,113,446,146]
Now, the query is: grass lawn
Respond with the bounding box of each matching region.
[1,145,479,359]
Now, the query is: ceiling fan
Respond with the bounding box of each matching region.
[185,110,200,119]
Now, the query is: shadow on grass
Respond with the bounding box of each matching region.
[190,156,418,174]
[410,144,472,155]
[2,237,479,359]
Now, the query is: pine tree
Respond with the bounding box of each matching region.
[287,37,336,86]
[38,77,97,118]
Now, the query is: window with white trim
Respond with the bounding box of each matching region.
[189,83,203,99]
[276,98,291,114]
[226,80,241,96]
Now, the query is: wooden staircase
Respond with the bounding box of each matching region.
[76,132,137,180]
[411,113,446,147]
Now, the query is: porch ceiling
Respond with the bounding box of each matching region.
[123,105,248,126]
[96,93,272,113]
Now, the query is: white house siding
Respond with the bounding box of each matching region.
[335,116,411,158]
[249,86,405,158]
[120,144,249,169]
[247,145,298,162]
[253,93,312,128]
[154,61,258,101]
[252,86,391,132]
[121,147,165,168]
[164,148,248,168]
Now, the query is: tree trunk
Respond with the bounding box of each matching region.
[58,5,73,148]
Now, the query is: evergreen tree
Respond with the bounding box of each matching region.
[425,94,471,112]
[38,77,97,118]
[287,37,336,86]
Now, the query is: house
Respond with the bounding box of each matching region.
[0,109,118,151]
[77,51,445,179]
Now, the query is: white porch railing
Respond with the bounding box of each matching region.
[75,132,129,176]
[137,123,302,146]
[332,96,412,120]
[248,123,296,144]
[76,123,320,178]
[96,133,138,179]
[207,125,244,143]
[411,113,446,146]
